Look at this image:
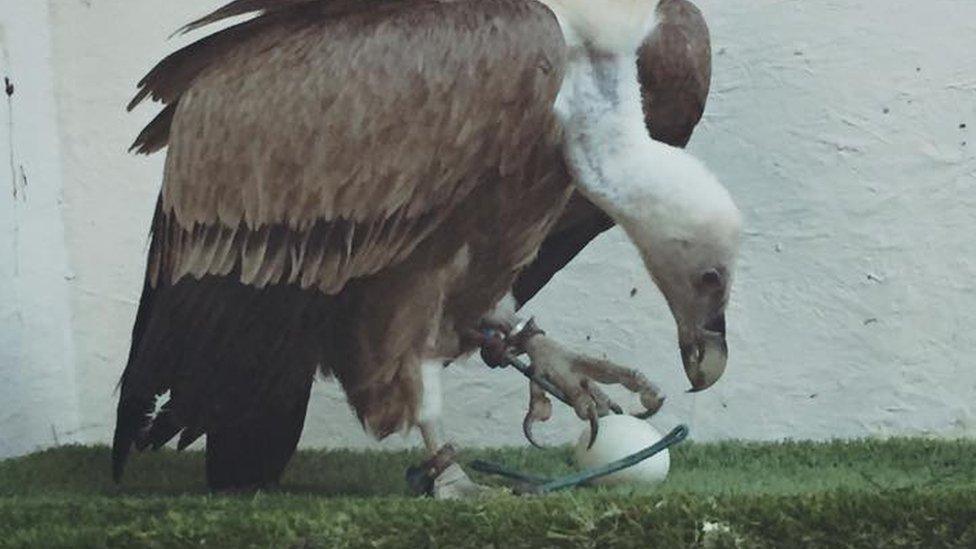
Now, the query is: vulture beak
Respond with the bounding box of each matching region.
[680,313,727,392]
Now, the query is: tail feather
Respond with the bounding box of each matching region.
[112,273,332,489]
[112,397,154,482]
[113,277,329,488]
[206,377,314,490]
[113,197,334,489]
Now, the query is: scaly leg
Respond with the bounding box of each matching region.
[410,360,497,499]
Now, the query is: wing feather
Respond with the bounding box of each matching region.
[176,0,319,35]
[144,0,565,295]
[114,0,567,483]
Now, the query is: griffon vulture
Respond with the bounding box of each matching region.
[113,0,740,497]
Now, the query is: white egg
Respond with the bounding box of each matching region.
[574,415,670,486]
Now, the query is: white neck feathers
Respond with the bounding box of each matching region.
[541,0,658,55]
[543,10,740,255]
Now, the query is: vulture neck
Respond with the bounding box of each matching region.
[554,45,729,254]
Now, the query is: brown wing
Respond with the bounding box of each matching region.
[512,0,711,307]
[113,0,567,487]
[143,0,565,295]
[637,0,712,147]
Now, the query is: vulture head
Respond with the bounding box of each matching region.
[623,153,741,392]
[567,138,742,393]
[545,0,742,393]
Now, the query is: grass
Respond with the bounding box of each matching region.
[1,439,975,547]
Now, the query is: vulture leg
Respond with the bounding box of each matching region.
[413,435,498,500]
[409,361,501,500]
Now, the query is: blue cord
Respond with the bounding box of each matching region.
[469,424,689,494]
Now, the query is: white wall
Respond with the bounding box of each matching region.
[1,0,974,457]
[0,0,80,456]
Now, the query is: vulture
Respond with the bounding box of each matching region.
[113,0,740,497]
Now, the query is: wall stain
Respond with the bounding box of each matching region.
[17,164,27,201]
[6,74,18,201]
[4,71,22,277]
[6,75,25,202]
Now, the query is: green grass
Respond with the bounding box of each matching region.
[2,439,975,548]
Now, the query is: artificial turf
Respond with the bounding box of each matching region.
[1,438,975,548]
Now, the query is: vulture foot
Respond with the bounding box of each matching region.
[520,334,666,448]
[433,463,505,500]
[471,319,665,449]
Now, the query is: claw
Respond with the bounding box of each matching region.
[522,413,545,449]
[586,405,599,449]
[582,379,619,417]
[633,400,664,419]
[523,381,552,449]
[634,391,666,419]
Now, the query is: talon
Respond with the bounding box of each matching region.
[582,379,617,417]
[633,397,665,419]
[586,405,599,449]
[523,381,552,448]
[634,390,666,418]
[522,414,545,449]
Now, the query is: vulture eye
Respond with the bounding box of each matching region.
[699,269,723,289]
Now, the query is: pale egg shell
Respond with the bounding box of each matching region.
[574,415,670,486]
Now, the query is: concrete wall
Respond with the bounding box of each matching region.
[0,0,80,456]
[1,0,974,457]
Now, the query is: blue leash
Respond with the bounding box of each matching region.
[469,424,689,494]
